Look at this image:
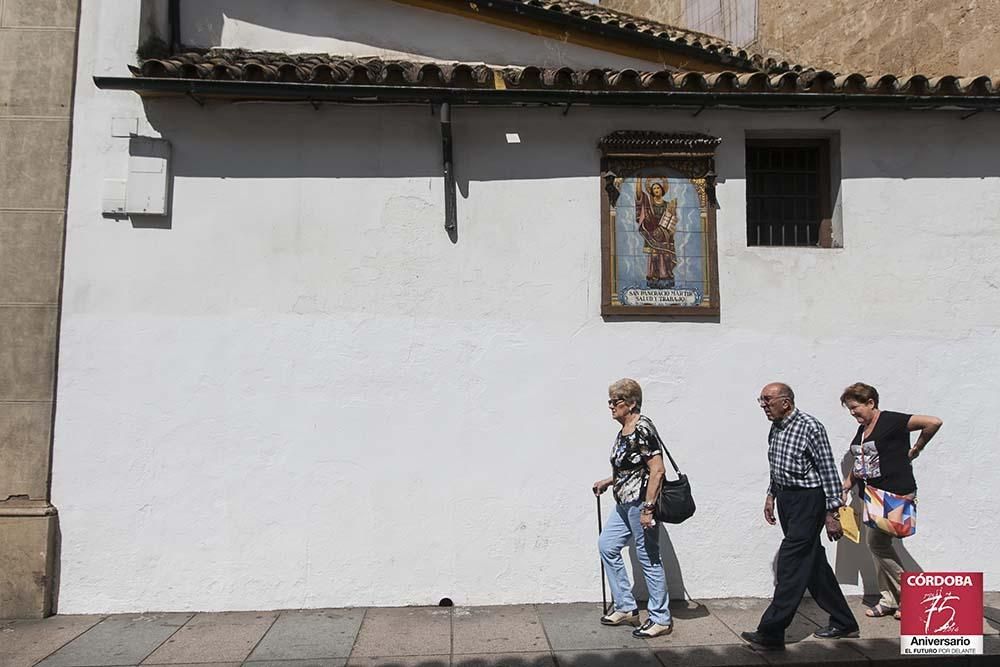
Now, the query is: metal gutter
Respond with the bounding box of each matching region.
[93,76,1000,111]
[440,102,457,236]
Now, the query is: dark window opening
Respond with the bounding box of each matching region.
[746,140,833,247]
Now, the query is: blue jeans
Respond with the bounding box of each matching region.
[598,500,671,625]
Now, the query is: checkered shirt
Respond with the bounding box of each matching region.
[766,408,843,511]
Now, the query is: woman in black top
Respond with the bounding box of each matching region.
[839,383,943,619]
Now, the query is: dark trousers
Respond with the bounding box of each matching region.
[757,487,857,639]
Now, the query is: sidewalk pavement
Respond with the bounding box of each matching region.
[3,595,998,667]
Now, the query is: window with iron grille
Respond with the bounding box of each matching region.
[746,139,833,247]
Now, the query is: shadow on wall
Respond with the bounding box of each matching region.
[626,527,692,606]
[137,98,1000,195]
[834,450,879,596]
[145,0,633,67]
[289,646,769,666]
[135,100,617,235]
[136,101,607,185]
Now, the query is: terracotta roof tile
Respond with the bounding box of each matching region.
[129,50,1000,100]
[513,0,732,45]
[495,0,799,72]
[598,130,721,152]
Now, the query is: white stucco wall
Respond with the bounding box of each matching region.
[54,1,1000,613]
[144,0,668,71]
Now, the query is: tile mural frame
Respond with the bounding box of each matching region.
[600,131,722,316]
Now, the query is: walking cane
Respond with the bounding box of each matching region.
[596,492,611,615]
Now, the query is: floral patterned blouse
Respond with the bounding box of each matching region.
[610,415,663,504]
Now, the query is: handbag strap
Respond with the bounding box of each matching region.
[858,426,870,479]
[645,418,682,476]
[659,439,682,476]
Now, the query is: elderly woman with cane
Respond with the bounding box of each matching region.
[592,378,673,638]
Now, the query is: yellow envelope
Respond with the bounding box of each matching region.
[839,506,860,543]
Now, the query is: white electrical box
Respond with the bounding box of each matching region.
[102,179,127,215]
[125,137,171,215]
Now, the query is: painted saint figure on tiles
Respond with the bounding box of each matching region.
[635,179,678,288]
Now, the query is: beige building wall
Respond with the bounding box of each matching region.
[0,0,78,618]
[602,0,756,46]
[602,0,1000,78]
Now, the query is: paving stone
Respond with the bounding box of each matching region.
[350,608,450,658]
[983,634,999,656]
[452,606,548,655]
[141,611,276,664]
[652,643,768,666]
[803,595,999,638]
[798,597,895,640]
[981,592,999,634]
[0,615,102,667]
[248,609,364,661]
[453,652,555,667]
[846,637,968,665]
[345,657,449,667]
[37,613,192,667]
[550,648,660,667]
[246,660,346,667]
[534,603,638,651]
[704,598,821,644]
[638,600,744,649]
[11,600,996,667]
[755,639,868,666]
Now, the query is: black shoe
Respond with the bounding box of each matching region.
[813,625,860,639]
[740,630,785,650]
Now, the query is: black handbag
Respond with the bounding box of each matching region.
[650,427,695,524]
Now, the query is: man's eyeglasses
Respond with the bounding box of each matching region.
[608,398,625,407]
[757,394,790,406]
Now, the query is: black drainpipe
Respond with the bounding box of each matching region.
[440,102,457,235]
[168,0,181,53]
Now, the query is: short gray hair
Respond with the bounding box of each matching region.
[609,378,642,413]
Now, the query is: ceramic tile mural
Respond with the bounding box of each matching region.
[600,132,721,316]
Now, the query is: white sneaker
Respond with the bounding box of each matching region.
[600,609,640,626]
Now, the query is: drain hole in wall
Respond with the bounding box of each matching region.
[439,597,454,607]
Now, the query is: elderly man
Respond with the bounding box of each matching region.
[741,383,859,650]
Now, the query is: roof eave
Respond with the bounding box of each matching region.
[94,76,1000,111]
[475,0,759,72]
